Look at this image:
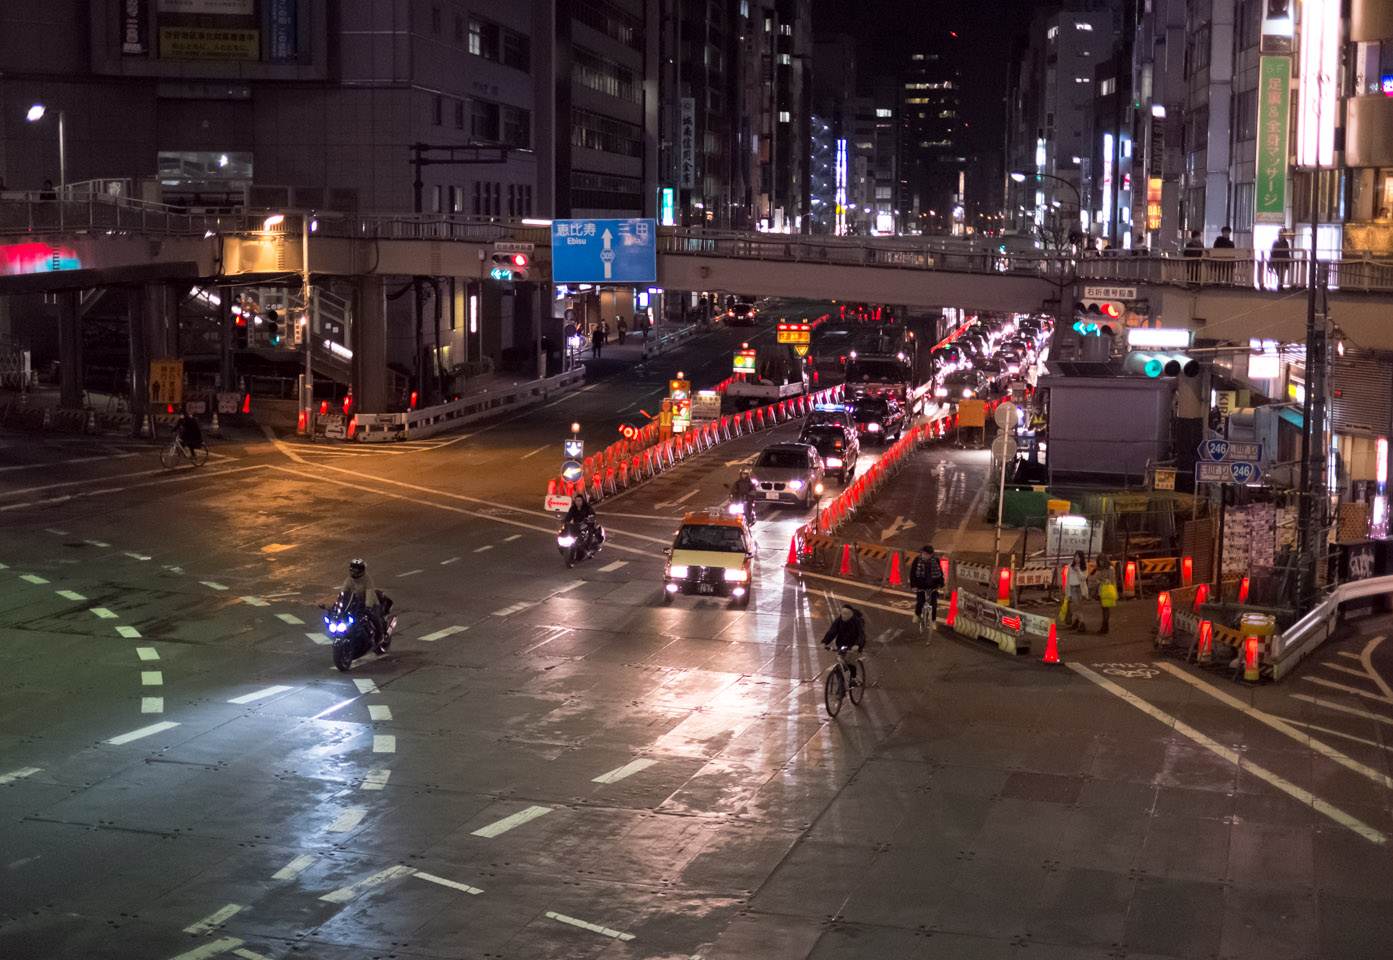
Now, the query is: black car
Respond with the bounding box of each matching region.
[725,301,758,325]
[936,368,986,401]
[848,396,906,443]
[798,421,860,483]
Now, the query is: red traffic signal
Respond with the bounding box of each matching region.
[511,253,529,268]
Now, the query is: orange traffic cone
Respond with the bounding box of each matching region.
[839,543,854,575]
[1042,622,1061,664]
[786,537,800,566]
[887,552,903,585]
[946,589,958,627]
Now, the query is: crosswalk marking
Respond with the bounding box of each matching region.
[373,735,396,753]
[354,678,379,694]
[141,671,163,686]
[368,705,392,721]
[471,805,551,838]
[319,865,414,903]
[327,808,368,832]
[306,631,330,645]
[141,697,164,714]
[362,769,391,791]
[420,625,467,642]
[137,647,159,660]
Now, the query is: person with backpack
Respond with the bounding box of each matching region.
[821,605,866,681]
[909,544,946,629]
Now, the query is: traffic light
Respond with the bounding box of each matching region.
[265,309,280,346]
[490,252,530,282]
[1124,352,1199,377]
[1072,298,1124,337]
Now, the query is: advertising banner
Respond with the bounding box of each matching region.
[1256,56,1292,224]
[159,27,260,60]
[122,0,148,55]
[268,0,298,62]
[158,0,253,12]
[679,98,695,189]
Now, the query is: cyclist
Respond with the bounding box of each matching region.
[908,544,946,629]
[340,558,385,644]
[821,605,866,680]
[176,409,205,458]
[730,468,758,519]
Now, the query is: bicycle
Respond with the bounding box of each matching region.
[823,646,867,717]
[160,435,208,469]
[915,591,939,639]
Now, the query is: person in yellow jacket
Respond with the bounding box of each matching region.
[1094,553,1118,634]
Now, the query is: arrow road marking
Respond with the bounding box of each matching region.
[880,515,917,540]
[654,488,699,509]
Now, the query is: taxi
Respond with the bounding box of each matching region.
[663,508,755,608]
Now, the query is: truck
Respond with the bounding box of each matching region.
[726,342,810,410]
[842,327,927,415]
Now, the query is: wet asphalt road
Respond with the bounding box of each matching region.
[2,324,1393,960]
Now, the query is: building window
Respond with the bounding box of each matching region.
[472,100,500,141]
[502,106,531,148]
[571,171,643,211]
[1233,182,1254,230]
[570,108,643,157]
[455,14,464,42]
[432,5,441,34]
[452,185,465,213]
[431,94,442,126]
[469,16,499,59]
[574,48,641,104]
[431,185,442,213]
[779,110,790,122]
[473,181,483,215]
[573,0,644,52]
[1234,88,1257,141]
[455,100,465,130]
[502,31,530,72]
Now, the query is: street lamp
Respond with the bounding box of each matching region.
[26,104,66,192]
[1010,170,1082,215]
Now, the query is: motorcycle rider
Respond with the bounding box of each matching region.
[730,468,758,520]
[564,493,600,550]
[340,558,385,645]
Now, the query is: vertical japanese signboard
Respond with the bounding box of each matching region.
[1256,56,1291,224]
[679,98,696,189]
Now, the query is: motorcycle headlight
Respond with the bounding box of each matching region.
[867,422,881,432]
[825,457,843,468]
[557,535,576,547]
[667,565,689,578]
[724,568,749,582]
[788,479,804,491]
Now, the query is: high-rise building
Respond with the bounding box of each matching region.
[898,52,964,235]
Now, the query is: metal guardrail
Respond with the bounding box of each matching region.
[1269,575,1393,680]
[7,190,1393,294]
[349,366,586,443]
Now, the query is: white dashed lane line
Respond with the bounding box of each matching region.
[183,904,243,935]
[319,865,414,904]
[142,698,163,714]
[327,808,368,832]
[545,911,635,942]
[362,769,391,791]
[272,855,318,880]
[240,596,269,606]
[398,569,423,577]
[470,805,551,838]
[56,589,86,601]
[116,626,142,639]
[368,705,392,721]
[91,607,119,619]
[306,632,330,645]
[440,556,461,564]
[276,613,304,625]
[227,685,294,705]
[592,758,657,784]
[414,871,483,895]
[598,560,629,572]
[141,671,163,686]
[503,534,522,541]
[137,647,159,660]
[106,721,180,745]
[420,625,467,642]
[373,735,396,753]
[201,581,229,591]
[353,679,378,694]
[473,544,493,553]
[0,767,41,785]
[19,574,49,584]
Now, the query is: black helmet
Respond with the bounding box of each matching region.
[349,558,366,578]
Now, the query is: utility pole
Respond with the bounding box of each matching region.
[1296,171,1330,611]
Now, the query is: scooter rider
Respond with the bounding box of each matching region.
[730,468,758,519]
[340,558,385,643]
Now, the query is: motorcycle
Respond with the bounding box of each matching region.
[726,495,757,526]
[320,589,397,672]
[556,519,605,567]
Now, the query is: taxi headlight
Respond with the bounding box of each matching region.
[667,564,689,578]
[724,568,749,582]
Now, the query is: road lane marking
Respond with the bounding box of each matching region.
[473,545,493,553]
[137,647,159,660]
[1323,662,1372,679]
[654,488,700,509]
[240,596,269,606]
[125,551,151,561]
[492,602,531,616]
[544,911,635,941]
[592,758,657,784]
[373,735,396,753]
[312,698,357,719]
[272,854,318,880]
[167,936,245,960]
[362,769,391,791]
[1283,719,1393,751]
[276,612,304,624]
[1301,675,1393,705]
[106,721,180,745]
[1360,636,1393,700]
[420,626,467,642]
[164,566,184,574]
[117,626,142,638]
[19,574,49,584]
[414,871,484,894]
[141,671,162,685]
[91,607,118,619]
[44,527,69,536]
[55,590,86,601]
[142,698,163,714]
[368,705,392,721]
[327,808,368,832]
[183,904,243,934]
[471,805,551,837]
[0,767,41,785]
[201,581,229,591]
[441,556,461,564]
[504,534,521,541]
[228,685,294,705]
[1159,662,1393,791]
[354,679,378,694]
[319,865,415,903]
[84,539,111,547]
[520,444,548,459]
[306,631,330,644]
[598,560,629,572]
[399,569,423,577]
[1289,693,1393,725]
[1071,664,1386,844]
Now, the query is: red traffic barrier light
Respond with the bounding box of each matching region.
[618,424,640,440]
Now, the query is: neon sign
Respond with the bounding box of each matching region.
[0,242,82,275]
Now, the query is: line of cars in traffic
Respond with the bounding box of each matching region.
[931,314,1052,401]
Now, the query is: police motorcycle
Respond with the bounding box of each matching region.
[320,590,397,672]
[556,517,606,567]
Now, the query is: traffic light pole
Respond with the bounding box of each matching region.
[301,212,313,438]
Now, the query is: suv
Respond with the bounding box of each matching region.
[726,300,758,325]
[798,420,859,484]
[663,509,754,608]
[751,442,825,510]
[803,403,858,436]
[848,396,906,443]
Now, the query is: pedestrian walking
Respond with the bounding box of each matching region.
[1270,231,1293,291]
[617,316,628,344]
[599,320,609,347]
[590,324,602,358]
[641,316,650,342]
[1060,550,1090,632]
[1094,553,1117,634]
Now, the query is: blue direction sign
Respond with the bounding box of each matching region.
[561,460,584,483]
[552,219,657,284]
[1195,461,1263,484]
[1197,439,1262,462]
[563,439,584,459]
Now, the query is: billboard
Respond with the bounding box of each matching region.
[1256,56,1292,224]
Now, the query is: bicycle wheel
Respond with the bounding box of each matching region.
[159,443,179,469]
[189,445,209,467]
[824,666,845,717]
[849,657,866,705]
